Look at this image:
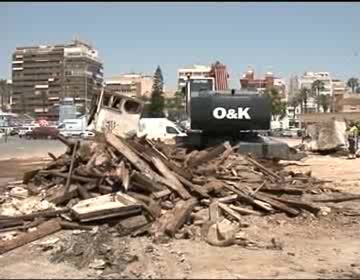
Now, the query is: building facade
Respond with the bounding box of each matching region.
[177,64,212,90]
[177,62,229,91]
[239,68,286,97]
[297,72,333,113]
[105,73,153,99]
[11,40,103,116]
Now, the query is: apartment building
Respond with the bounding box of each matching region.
[11,40,103,116]
[105,73,153,99]
[297,72,333,113]
[177,64,212,90]
[240,68,286,97]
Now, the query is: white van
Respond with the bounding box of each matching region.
[137,118,187,142]
[58,117,87,137]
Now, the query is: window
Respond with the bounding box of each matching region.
[166,126,178,134]
[124,100,141,114]
[102,95,111,107]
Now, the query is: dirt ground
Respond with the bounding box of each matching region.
[0,138,360,279]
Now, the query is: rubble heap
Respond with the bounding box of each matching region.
[1,133,359,255]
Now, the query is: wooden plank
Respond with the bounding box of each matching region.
[0,218,62,255]
[48,152,57,161]
[39,170,98,184]
[165,198,198,237]
[188,142,228,168]
[174,173,210,198]
[218,203,243,223]
[122,164,130,191]
[245,156,282,181]
[152,189,172,199]
[222,184,272,212]
[151,156,191,200]
[77,185,92,199]
[209,201,220,222]
[59,221,93,231]
[218,194,239,204]
[229,204,262,216]
[0,208,70,222]
[47,184,79,205]
[64,140,79,195]
[272,196,321,215]
[312,194,360,203]
[106,133,177,194]
[252,192,300,216]
[131,171,164,193]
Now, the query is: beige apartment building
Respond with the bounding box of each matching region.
[105,73,153,99]
[11,40,103,116]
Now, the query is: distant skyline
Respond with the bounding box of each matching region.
[1,2,360,89]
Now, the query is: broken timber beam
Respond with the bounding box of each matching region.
[165,198,198,237]
[229,204,262,216]
[252,192,300,216]
[245,156,282,181]
[174,173,210,198]
[105,133,180,196]
[64,140,79,195]
[312,194,360,203]
[188,142,228,168]
[0,208,70,222]
[272,196,321,215]
[39,170,98,184]
[151,156,191,200]
[0,218,62,255]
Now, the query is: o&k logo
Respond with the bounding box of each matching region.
[212,107,251,120]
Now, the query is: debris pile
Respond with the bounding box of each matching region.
[1,133,359,256]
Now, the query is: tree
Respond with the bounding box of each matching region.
[263,87,287,120]
[148,66,165,117]
[299,87,311,113]
[0,79,9,112]
[312,80,325,112]
[347,77,359,93]
[316,94,331,112]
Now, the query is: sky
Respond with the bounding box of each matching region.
[1,2,360,89]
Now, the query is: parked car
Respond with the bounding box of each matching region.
[9,127,19,136]
[282,128,299,138]
[25,126,59,140]
[80,130,95,139]
[18,125,37,138]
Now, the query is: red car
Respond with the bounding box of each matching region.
[25,126,59,140]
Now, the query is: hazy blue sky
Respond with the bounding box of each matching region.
[1,2,359,88]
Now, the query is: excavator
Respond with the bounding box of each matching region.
[175,72,305,161]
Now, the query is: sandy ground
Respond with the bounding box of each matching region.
[0,137,360,279]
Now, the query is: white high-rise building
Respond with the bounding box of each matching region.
[298,72,333,112]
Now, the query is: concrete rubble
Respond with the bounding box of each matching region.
[303,118,347,152]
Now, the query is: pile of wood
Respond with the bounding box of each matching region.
[0,133,351,254]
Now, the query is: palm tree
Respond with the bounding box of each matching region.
[299,87,311,113]
[316,94,331,112]
[312,80,325,112]
[347,77,359,93]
